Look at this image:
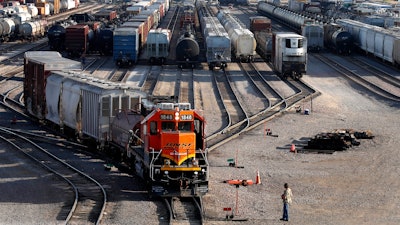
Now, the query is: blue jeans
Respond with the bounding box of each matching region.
[282,203,289,220]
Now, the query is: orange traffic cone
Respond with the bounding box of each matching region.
[255,170,261,185]
[290,144,296,153]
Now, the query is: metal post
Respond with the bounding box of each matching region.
[235,185,239,216]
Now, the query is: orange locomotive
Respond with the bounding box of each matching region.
[111,102,209,197]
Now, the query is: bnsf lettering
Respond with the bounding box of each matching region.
[165,143,192,147]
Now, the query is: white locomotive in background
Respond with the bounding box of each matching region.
[272,32,307,80]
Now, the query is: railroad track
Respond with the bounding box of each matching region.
[206,69,248,149]
[163,196,204,225]
[176,69,195,105]
[206,63,318,151]
[350,56,400,89]
[0,127,106,224]
[314,53,400,102]
[108,68,129,82]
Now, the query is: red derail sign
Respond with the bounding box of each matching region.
[223,207,232,211]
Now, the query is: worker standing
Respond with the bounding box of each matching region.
[280,183,293,221]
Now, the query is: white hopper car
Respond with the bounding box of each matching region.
[145,28,171,64]
[216,10,256,62]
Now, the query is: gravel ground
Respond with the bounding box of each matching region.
[0,130,71,225]
[201,56,400,225]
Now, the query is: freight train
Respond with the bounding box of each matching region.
[272,32,307,80]
[175,0,200,68]
[335,18,400,66]
[323,22,353,55]
[257,1,353,54]
[250,16,273,61]
[216,9,256,62]
[23,51,209,197]
[196,0,231,69]
[257,2,324,52]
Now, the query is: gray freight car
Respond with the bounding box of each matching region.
[45,71,146,144]
[302,23,324,52]
[196,0,231,69]
[336,18,400,66]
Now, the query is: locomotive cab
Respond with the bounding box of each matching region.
[141,103,208,196]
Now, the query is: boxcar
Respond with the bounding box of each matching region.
[65,24,94,57]
[23,51,82,120]
[113,27,139,67]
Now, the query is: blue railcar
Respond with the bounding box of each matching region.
[95,27,114,56]
[113,27,139,67]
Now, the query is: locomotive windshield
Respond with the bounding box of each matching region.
[162,122,175,131]
[178,122,191,131]
[286,38,304,48]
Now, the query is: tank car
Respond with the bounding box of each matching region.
[47,20,76,51]
[254,31,272,61]
[258,2,319,32]
[175,0,199,68]
[18,19,47,41]
[272,32,307,80]
[217,10,256,62]
[175,25,200,68]
[0,18,16,42]
[111,102,209,197]
[323,23,353,55]
[26,3,38,17]
[196,0,230,69]
[251,16,272,61]
[145,28,171,64]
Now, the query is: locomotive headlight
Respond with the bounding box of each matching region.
[194,171,198,175]
[164,171,169,175]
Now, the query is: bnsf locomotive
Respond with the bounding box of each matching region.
[23,51,209,197]
[112,102,209,196]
